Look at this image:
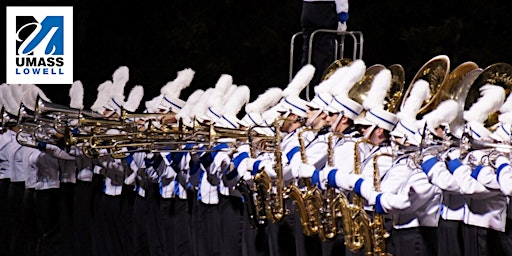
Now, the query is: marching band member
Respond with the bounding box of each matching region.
[67,80,97,256]
[0,84,18,255]
[417,99,470,256]
[491,97,512,255]
[232,89,282,256]
[130,68,193,256]
[188,74,234,256]
[209,85,251,256]
[241,65,313,256]
[296,60,365,256]
[444,84,508,256]
[323,68,398,256]
[343,79,443,256]
[91,66,141,256]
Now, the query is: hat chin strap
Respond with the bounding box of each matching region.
[364,123,377,140]
[330,113,344,132]
[306,111,322,127]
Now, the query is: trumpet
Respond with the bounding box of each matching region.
[1,107,17,131]
[35,95,102,120]
[120,108,176,122]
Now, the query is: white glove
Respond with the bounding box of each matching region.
[262,161,277,178]
[495,155,510,168]
[318,170,330,190]
[468,150,486,165]
[446,148,461,161]
[297,163,316,178]
[337,22,347,32]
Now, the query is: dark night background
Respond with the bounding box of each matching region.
[2,0,512,113]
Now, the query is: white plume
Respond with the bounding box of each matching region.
[335,60,366,95]
[223,85,251,116]
[10,85,24,111]
[282,64,315,97]
[91,80,113,113]
[397,79,430,121]
[22,86,51,111]
[0,84,18,114]
[20,84,35,93]
[498,112,512,124]
[422,99,459,130]
[499,90,512,114]
[363,69,392,110]
[261,103,282,123]
[208,74,233,112]
[191,88,215,119]
[463,84,505,123]
[145,94,164,113]
[223,84,238,104]
[314,66,349,95]
[111,66,129,99]
[10,84,25,103]
[124,85,144,112]
[160,68,195,99]
[69,80,84,109]
[245,87,283,114]
[176,89,204,121]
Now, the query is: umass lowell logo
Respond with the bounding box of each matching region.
[6,7,73,84]
[16,16,65,68]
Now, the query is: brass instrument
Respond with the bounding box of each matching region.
[318,132,348,241]
[401,55,450,117]
[336,137,377,254]
[372,153,393,256]
[235,124,279,228]
[254,118,286,223]
[120,108,176,122]
[288,127,325,237]
[320,58,353,81]
[1,107,17,131]
[35,95,101,119]
[464,63,512,128]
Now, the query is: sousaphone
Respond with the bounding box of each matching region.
[320,58,353,81]
[348,64,386,106]
[447,67,483,137]
[349,64,405,114]
[387,64,406,113]
[400,55,450,118]
[464,62,512,128]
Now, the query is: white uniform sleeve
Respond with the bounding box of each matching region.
[43,144,76,160]
[424,158,460,192]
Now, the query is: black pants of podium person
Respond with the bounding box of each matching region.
[301,1,338,89]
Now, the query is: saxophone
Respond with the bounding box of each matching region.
[371,152,393,256]
[286,127,322,236]
[319,131,347,241]
[254,118,285,223]
[235,178,265,228]
[338,137,377,255]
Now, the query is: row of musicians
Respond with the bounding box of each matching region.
[4,103,512,256]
